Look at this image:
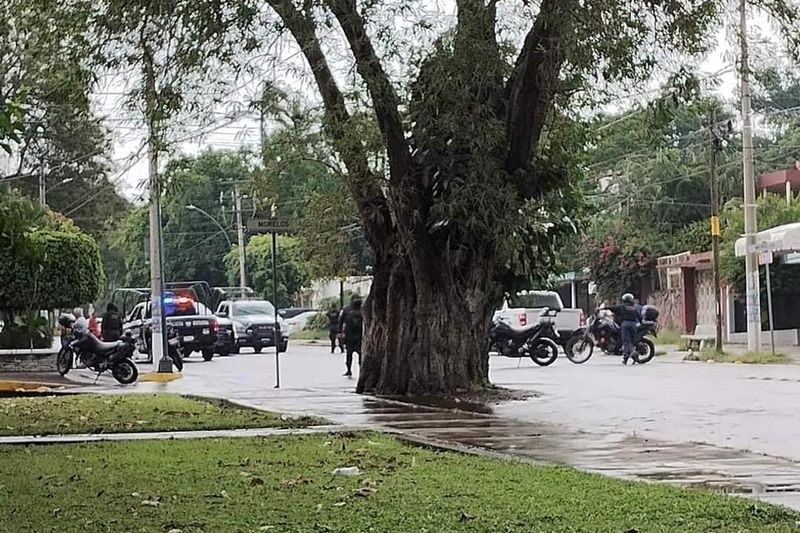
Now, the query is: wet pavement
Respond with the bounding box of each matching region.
[63,344,800,511]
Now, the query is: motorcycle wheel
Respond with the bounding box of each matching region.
[633,339,656,365]
[201,348,214,361]
[529,338,558,366]
[565,336,594,364]
[56,347,73,376]
[112,360,139,384]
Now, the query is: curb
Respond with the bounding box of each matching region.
[0,380,77,392]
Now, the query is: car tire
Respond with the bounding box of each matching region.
[253,344,263,354]
[279,342,288,353]
[231,345,240,355]
[202,348,214,361]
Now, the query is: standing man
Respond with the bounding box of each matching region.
[338,296,364,377]
[326,306,344,354]
[101,303,124,342]
[72,307,88,335]
[608,293,639,365]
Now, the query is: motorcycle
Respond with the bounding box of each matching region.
[564,306,659,364]
[56,315,139,384]
[489,307,560,366]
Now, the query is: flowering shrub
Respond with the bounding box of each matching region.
[582,232,655,302]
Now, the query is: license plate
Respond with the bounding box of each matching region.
[183,335,195,342]
[202,328,210,335]
[193,320,208,326]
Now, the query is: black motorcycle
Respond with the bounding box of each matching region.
[57,316,139,384]
[564,306,659,364]
[489,307,560,366]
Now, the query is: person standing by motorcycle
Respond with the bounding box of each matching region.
[608,293,640,365]
[101,303,124,342]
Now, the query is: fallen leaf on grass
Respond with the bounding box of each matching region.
[622,529,639,533]
[52,508,61,518]
[141,496,162,507]
[258,527,275,531]
[282,475,312,487]
[167,529,182,533]
[204,490,229,499]
[250,477,265,487]
[353,487,377,498]
[458,512,475,523]
[332,501,347,507]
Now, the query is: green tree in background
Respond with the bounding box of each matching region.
[224,236,311,308]
[0,191,103,348]
[117,150,252,287]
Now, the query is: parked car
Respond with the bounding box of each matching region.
[215,299,289,354]
[284,310,319,334]
[493,290,585,337]
[123,294,219,361]
[278,308,316,320]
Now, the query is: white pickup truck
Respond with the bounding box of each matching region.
[493,290,585,336]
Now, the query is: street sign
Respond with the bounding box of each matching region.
[759,250,774,265]
[246,218,293,234]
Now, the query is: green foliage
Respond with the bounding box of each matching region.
[0,191,103,317]
[581,220,664,302]
[0,309,52,349]
[721,195,800,298]
[674,219,712,253]
[0,97,24,154]
[1,433,798,532]
[224,236,311,308]
[116,150,252,287]
[251,102,374,279]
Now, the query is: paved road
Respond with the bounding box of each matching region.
[78,343,800,461]
[491,352,800,461]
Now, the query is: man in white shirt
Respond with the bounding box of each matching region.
[73,307,88,335]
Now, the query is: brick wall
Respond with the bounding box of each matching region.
[0,351,58,373]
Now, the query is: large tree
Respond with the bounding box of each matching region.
[257,0,773,395]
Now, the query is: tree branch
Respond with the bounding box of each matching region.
[326,0,411,183]
[505,0,575,174]
[265,0,394,252]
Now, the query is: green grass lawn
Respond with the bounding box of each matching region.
[685,350,794,365]
[292,329,328,341]
[0,434,797,533]
[0,394,323,436]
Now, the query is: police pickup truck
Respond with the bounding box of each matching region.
[214,298,288,355]
[123,293,219,361]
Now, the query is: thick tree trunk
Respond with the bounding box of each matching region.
[356,250,494,395]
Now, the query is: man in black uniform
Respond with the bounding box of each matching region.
[326,307,344,354]
[338,296,363,377]
[608,293,640,365]
[100,303,123,342]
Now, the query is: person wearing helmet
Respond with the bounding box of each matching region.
[608,293,640,365]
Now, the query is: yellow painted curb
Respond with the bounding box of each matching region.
[139,372,183,383]
[0,381,72,392]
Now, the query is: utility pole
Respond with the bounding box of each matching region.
[144,43,171,372]
[234,183,247,296]
[740,0,761,352]
[709,110,724,353]
[38,165,46,207]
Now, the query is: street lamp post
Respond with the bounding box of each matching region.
[186,204,246,294]
[186,204,233,248]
